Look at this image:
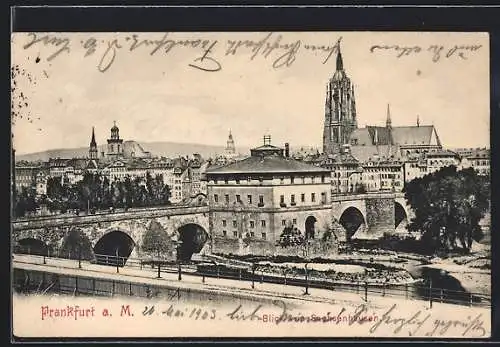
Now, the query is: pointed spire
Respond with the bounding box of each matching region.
[417,115,420,127]
[336,43,343,71]
[90,126,96,145]
[386,103,392,128]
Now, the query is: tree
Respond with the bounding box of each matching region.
[59,227,94,260]
[14,187,38,217]
[404,166,490,254]
[276,225,304,248]
[142,220,175,264]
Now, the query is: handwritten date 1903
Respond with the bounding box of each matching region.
[142,305,217,320]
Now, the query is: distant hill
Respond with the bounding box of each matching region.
[15,141,252,162]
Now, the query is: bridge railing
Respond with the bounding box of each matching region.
[13,253,490,309]
[12,203,208,223]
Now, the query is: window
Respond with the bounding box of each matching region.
[301,177,305,184]
[222,220,227,227]
[291,194,296,205]
[236,194,241,203]
[232,220,237,228]
[280,177,284,184]
[321,175,325,183]
[293,218,297,225]
[236,178,240,184]
[233,231,238,237]
[214,194,219,203]
[247,177,251,183]
[261,220,266,227]
[321,192,327,203]
[222,230,227,237]
[250,231,255,238]
[280,195,285,204]
[262,233,267,240]
[224,178,228,184]
[225,194,230,204]
[282,220,286,226]
[290,176,295,184]
[311,193,316,202]
[301,193,305,202]
[258,195,264,206]
[250,221,255,228]
[247,195,252,204]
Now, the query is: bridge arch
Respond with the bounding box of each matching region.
[15,237,48,256]
[176,223,209,262]
[395,201,408,228]
[339,206,366,241]
[93,230,136,266]
[305,216,317,239]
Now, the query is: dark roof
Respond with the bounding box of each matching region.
[350,125,440,147]
[425,150,460,158]
[321,152,359,165]
[349,144,402,163]
[205,155,329,174]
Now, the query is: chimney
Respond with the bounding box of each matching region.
[285,143,290,158]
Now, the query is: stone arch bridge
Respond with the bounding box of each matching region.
[12,206,210,264]
[12,193,413,261]
[331,192,413,241]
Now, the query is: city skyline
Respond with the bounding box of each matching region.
[12,32,489,155]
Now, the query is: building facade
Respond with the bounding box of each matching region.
[206,136,332,256]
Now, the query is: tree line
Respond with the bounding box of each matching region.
[13,172,172,217]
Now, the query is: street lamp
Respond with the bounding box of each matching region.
[303,238,310,296]
[115,248,119,273]
[78,245,82,269]
[251,263,256,289]
[157,248,161,279]
[304,263,310,295]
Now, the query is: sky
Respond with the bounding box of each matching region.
[11,32,490,155]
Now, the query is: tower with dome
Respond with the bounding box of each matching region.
[106,121,124,159]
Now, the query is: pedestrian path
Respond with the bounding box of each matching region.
[12,254,483,313]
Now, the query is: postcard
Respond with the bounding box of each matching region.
[11,31,491,338]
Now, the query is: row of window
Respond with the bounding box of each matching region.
[213,175,327,185]
[221,218,302,230]
[214,194,265,205]
[214,193,327,206]
[221,230,267,239]
[279,192,326,205]
[472,160,489,166]
[222,219,267,228]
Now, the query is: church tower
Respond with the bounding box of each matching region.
[106,121,124,159]
[323,44,358,155]
[89,126,98,159]
[224,129,236,157]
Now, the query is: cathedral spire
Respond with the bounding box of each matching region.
[336,44,343,71]
[89,126,98,159]
[386,103,392,128]
[90,126,96,146]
